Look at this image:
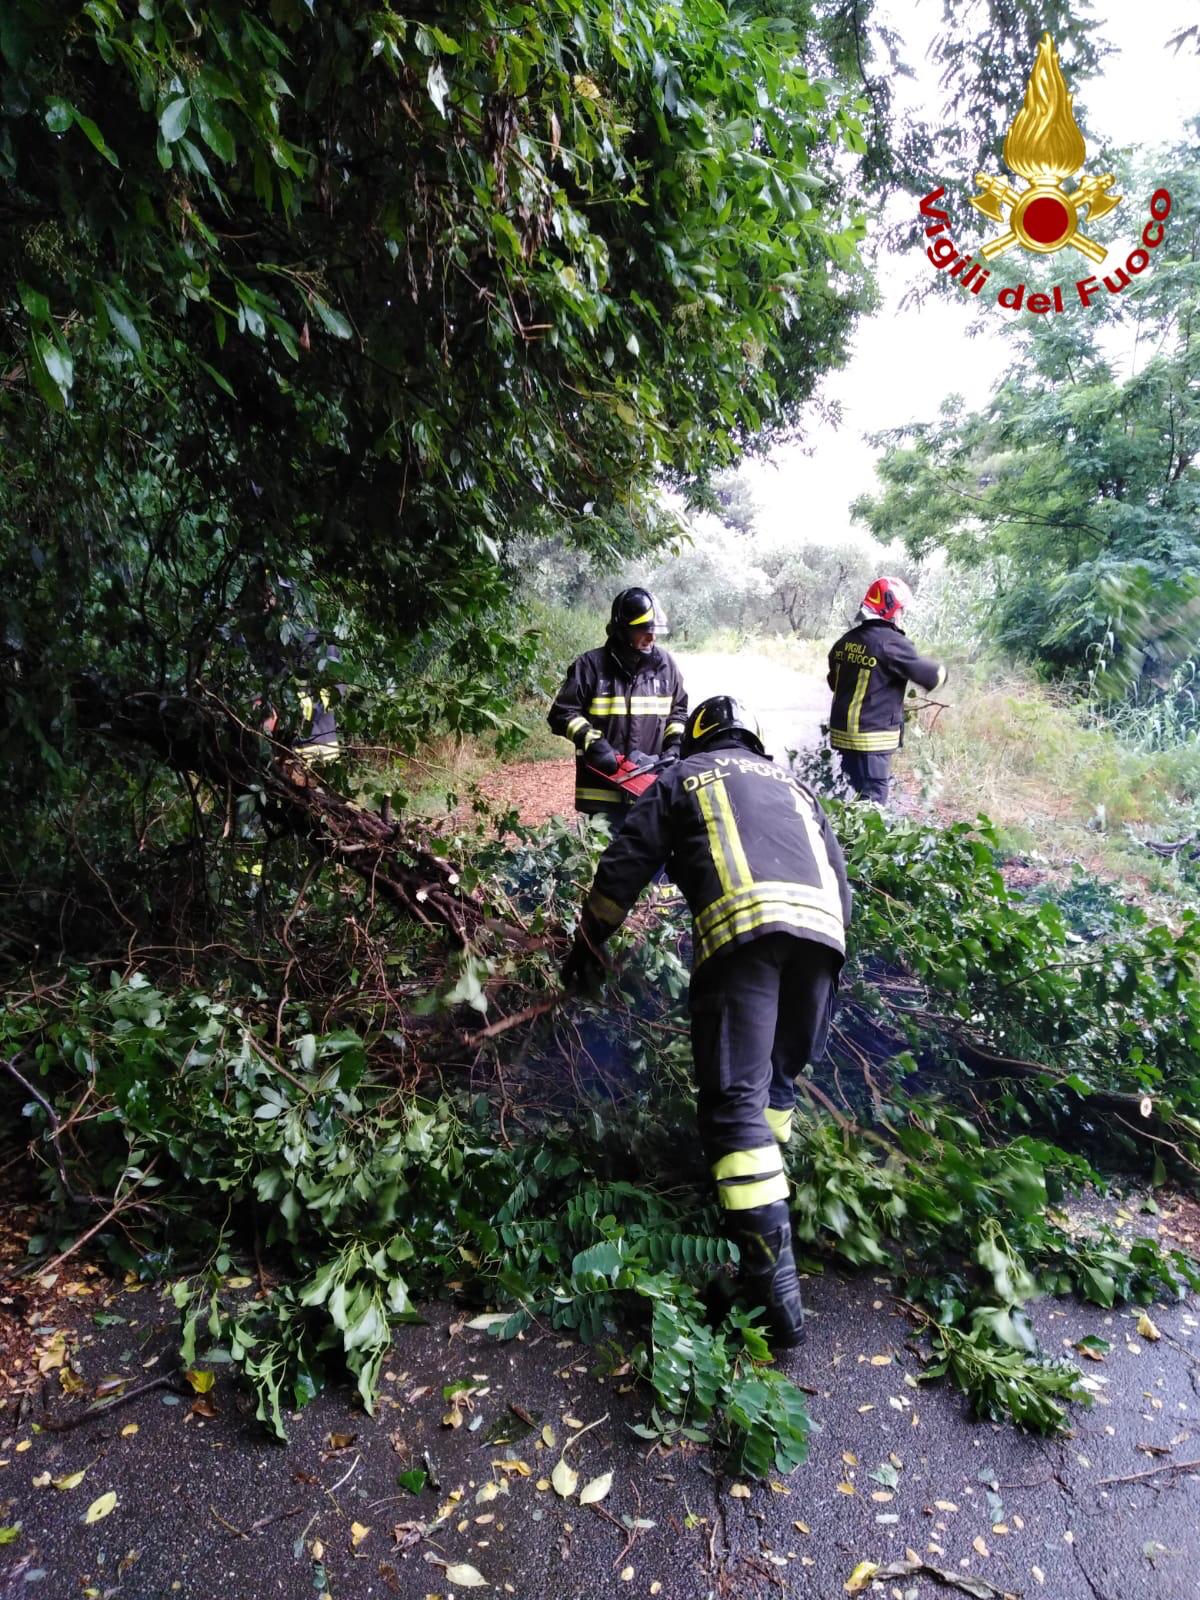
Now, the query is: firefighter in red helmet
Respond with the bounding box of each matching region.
[549,588,687,829]
[827,577,945,803]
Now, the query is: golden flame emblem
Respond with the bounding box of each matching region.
[970,33,1121,261]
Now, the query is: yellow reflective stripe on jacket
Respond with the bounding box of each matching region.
[695,896,846,967]
[846,665,871,734]
[566,714,589,738]
[711,779,752,886]
[586,890,628,929]
[695,878,843,939]
[830,728,900,752]
[587,696,674,716]
[719,1173,790,1209]
[694,775,753,900]
[575,786,623,805]
[582,727,602,749]
[664,720,685,738]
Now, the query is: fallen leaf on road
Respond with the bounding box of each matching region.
[844,1560,878,1593]
[350,1521,370,1547]
[84,1492,117,1524]
[562,1414,584,1428]
[551,1459,578,1498]
[837,1482,856,1496]
[53,1471,86,1491]
[875,1557,1017,1599]
[1137,1313,1161,1342]
[492,1459,531,1477]
[542,1425,556,1448]
[973,1535,990,1557]
[579,1472,612,1505]
[870,1354,893,1366]
[120,1425,138,1438]
[185,1369,215,1394]
[730,1484,751,1499]
[619,1566,635,1581]
[793,1520,811,1534]
[443,1562,488,1586]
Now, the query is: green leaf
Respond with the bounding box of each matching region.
[159,97,191,143]
[102,298,141,353]
[312,299,353,340]
[20,283,51,323]
[73,110,118,165]
[45,97,73,133]
[197,112,235,163]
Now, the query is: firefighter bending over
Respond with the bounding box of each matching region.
[562,695,852,1349]
[548,588,687,829]
[827,577,945,803]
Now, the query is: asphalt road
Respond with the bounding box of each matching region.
[673,651,830,760]
[5,1263,1198,1600]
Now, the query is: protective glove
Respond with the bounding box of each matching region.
[625,748,658,772]
[561,931,607,994]
[588,739,620,776]
[658,744,680,767]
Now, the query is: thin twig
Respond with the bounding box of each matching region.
[1096,1457,1200,1486]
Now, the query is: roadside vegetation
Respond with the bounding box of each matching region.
[2,0,1199,1505]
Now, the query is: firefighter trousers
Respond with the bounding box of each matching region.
[689,933,840,1213]
[838,749,892,803]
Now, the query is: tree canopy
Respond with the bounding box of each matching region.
[1,0,872,816]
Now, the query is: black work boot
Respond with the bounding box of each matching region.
[729,1200,805,1349]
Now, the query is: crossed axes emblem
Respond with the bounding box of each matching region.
[969,172,1122,263]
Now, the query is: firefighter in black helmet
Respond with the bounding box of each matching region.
[548,587,687,827]
[562,695,852,1349]
[827,577,945,804]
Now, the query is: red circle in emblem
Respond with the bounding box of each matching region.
[1023,195,1071,245]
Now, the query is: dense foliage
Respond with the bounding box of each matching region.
[0,0,872,888]
[7,803,1200,1469]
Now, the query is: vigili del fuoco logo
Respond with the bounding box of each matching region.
[918,33,1172,315]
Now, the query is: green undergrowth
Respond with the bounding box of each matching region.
[6,801,1200,1475]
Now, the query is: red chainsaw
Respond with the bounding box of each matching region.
[584,750,675,799]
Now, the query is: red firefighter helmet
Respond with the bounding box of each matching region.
[860,576,914,623]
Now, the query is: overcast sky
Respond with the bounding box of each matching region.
[738,0,1200,551]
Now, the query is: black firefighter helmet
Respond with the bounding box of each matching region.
[607,587,669,652]
[680,695,766,758]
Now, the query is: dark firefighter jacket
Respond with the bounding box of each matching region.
[827,619,945,754]
[581,743,852,973]
[548,643,687,814]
